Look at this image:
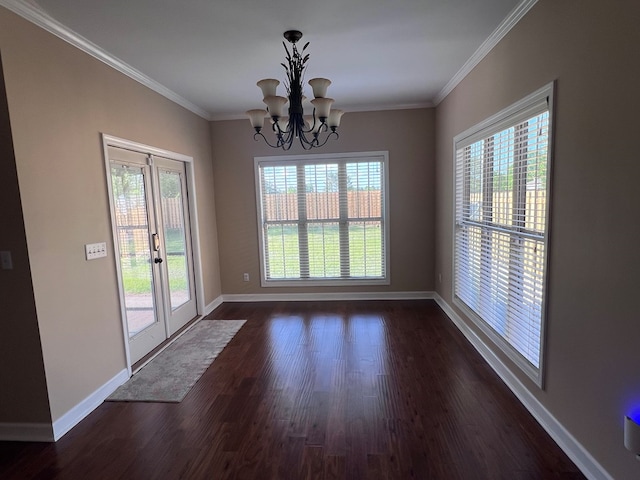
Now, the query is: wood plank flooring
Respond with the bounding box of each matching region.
[0,300,585,479]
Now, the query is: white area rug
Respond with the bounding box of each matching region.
[106,319,246,403]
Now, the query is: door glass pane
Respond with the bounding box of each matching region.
[111,165,156,337]
[159,170,191,310]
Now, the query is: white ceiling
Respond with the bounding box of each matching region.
[19,0,526,120]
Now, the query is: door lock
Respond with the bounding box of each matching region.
[154,257,163,264]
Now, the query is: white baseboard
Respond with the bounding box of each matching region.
[51,368,129,441]
[222,291,434,303]
[433,293,612,480]
[0,368,129,442]
[0,422,54,442]
[204,295,224,315]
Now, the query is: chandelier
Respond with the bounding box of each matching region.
[246,30,344,150]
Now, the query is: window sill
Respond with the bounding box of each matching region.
[261,278,390,288]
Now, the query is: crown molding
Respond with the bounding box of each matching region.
[433,0,538,105]
[342,101,435,113]
[211,101,435,122]
[0,0,212,120]
[1,0,536,121]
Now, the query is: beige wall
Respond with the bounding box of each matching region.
[0,53,51,424]
[211,108,435,295]
[435,0,640,477]
[0,7,221,422]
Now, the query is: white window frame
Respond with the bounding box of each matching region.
[255,151,390,287]
[452,82,555,387]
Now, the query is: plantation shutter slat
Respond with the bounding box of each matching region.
[454,103,550,373]
[257,153,388,283]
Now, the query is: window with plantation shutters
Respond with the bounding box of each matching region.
[453,84,553,385]
[255,152,389,286]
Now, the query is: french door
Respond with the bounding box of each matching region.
[107,145,197,365]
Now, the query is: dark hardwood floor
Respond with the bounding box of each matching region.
[0,300,585,479]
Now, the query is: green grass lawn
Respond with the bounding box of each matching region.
[266,223,383,279]
[121,229,189,294]
[122,224,383,292]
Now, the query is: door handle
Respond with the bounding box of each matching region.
[154,257,163,264]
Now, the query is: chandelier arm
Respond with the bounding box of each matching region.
[273,117,297,136]
[300,107,319,134]
[281,129,295,150]
[308,109,329,135]
[255,128,338,150]
[253,131,284,149]
[296,131,318,150]
[274,121,301,149]
[312,130,340,148]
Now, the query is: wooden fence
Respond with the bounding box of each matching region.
[263,191,382,221]
[114,197,184,229]
[160,197,184,229]
[469,191,546,231]
[114,197,184,257]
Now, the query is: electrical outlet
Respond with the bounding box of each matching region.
[1,251,13,270]
[85,242,107,260]
[243,273,250,282]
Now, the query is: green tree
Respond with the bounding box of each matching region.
[160,172,181,198]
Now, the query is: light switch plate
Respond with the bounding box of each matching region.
[85,242,107,260]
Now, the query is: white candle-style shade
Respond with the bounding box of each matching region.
[311,97,334,120]
[257,78,280,98]
[246,109,267,129]
[305,115,322,134]
[308,78,331,98]
[327,109,344,129]
[263,96,288,118]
